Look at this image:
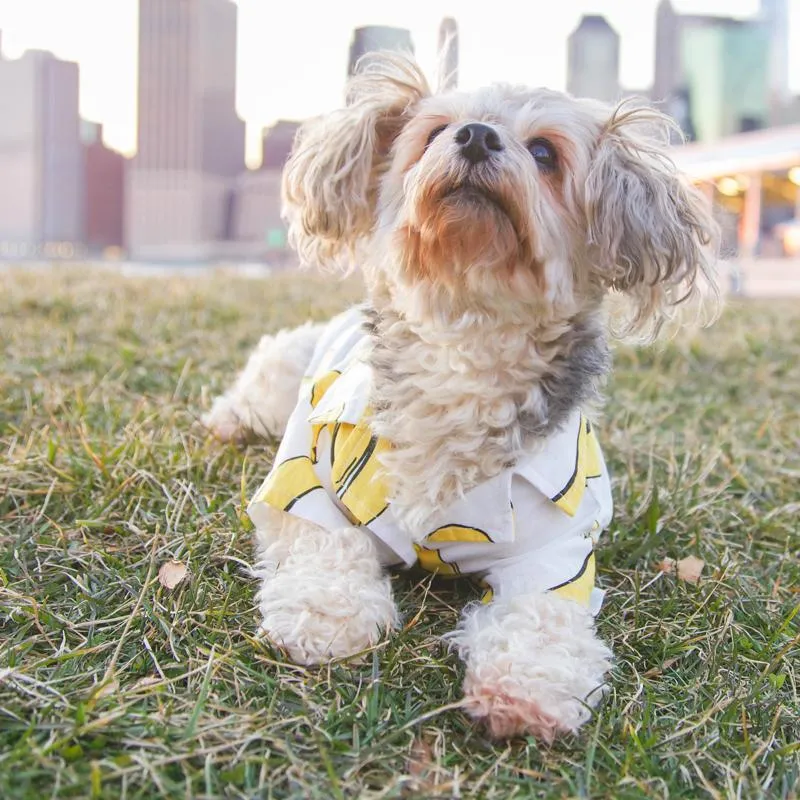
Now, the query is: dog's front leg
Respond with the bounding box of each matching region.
[254,514,398,665]
[204,322,325,443]
[448,591,612,741]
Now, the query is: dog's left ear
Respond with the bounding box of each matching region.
[585,104,719,336]
[282,53,430,273]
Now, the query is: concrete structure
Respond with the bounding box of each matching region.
[0,50,83,253]
[231,120,300,260]
[567,15,619,103]
[672,125,800,258]
[232,170,285,253]
[773,97,800,127]
[437,17,458,92]
[653,2,728,107]
[260,120,299,170]
[127,0,245,260]
[680,20,769,142]
[83,122,127,254]
[653,1,771,142]
[653,0,682,105]
[348,26,413,77]
[760,0,791,111]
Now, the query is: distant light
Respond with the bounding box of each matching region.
[788,167,800,187]
[782,224,800,256]
[717,176,742,197]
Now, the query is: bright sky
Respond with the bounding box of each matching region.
[0,0,797,167]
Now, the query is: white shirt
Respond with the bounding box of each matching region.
[249,308,614,614]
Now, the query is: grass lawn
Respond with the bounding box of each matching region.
[1,267,798,800]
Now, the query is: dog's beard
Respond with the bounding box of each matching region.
[396,178,541,291]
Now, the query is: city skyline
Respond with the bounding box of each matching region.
[0,0,798,166]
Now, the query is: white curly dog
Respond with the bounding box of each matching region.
[205,53,718,741]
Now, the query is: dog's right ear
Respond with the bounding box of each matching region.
[584,104,719,338]
[282,52,430,272]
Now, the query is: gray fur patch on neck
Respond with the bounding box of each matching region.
[517,315,610,439]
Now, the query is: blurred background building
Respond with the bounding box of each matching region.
[654,1,771,142]
[0,49,83,253]
[437,17,459,92]
[126,0,245,260]
[567,15,620,104]
[232,120,300,261]
[673,126,800,258]
[761,0,791,112]
[83,121,126,255]
[348,25,414,77]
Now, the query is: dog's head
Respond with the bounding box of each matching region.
[283,52,718,334]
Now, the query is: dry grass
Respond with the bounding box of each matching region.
[0,267,798,799]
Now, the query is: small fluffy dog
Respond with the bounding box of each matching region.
[205,53,717,741]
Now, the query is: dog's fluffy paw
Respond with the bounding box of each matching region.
[256,526,398,665]
[203,323,325,443]
[449,592,612,741]
[202,397,247,443]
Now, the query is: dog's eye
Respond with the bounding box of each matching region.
[527,138,557,170]
[426,124,448,149]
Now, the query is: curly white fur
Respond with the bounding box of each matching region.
[448,592,612,741]
[203,322,323,442]
[369,305,602,535]
[254,514,398,664]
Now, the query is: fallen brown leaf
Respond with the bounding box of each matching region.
[158,560,188,590]
[658,556,705,584]
[676,556,705,583]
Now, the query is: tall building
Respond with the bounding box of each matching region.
[348,26,414,77]
[773,95,800,127]
[653,3,770,142]
[680,20,770,141]
[653,3,727,105]
[0,50,84,252]
[232,120,300,256]
[760,0,791,109]
[260,120,300,171]
[83,122,127,254]
[127,0,246,260]
[653,0,680,104]
[437,17,458,91]
[566,15,620,103]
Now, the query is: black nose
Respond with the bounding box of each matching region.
[454,122,504,164]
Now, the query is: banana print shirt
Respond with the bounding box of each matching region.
[248,309,614,614]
